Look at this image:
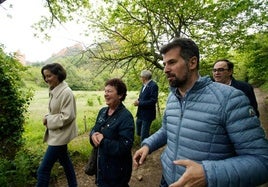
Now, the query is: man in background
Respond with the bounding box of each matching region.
[212,59,259,117]
[134,70,159,143]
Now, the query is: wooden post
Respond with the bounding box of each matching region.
[84,115,87,132]
[157,100,161,118]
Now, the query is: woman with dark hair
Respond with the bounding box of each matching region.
[89,78,134,187]
[37,63,78,187]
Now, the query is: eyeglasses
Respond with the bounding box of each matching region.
[212,68,229,73]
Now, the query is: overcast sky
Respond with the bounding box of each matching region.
[0,0,92,62]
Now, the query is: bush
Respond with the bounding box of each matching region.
[0,158,12,186]
[87,98,94,106]
[0,148,41,186]
[0,47,33,159]
[150,116,162,135]
[133,116,162,147]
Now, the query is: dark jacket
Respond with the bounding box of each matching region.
[136,80,159,121]
[231,77,259,117]
[90,103,134,187]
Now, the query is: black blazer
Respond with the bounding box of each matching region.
[136,80,159,121]
[231,78,259,117]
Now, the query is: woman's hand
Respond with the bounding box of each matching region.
[43,116,47,126]
[91,132,104,147]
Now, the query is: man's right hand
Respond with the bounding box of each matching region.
[133,145,149,169]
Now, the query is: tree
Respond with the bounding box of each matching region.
[88,0,268,73]
[240,33,268,86]
[32,0,90,40]
[0,47,33,158]
[37,1,267,72]
[32,0,268,80]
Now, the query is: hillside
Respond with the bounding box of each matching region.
[43,43,85,64]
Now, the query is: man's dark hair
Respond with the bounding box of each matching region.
[105,78,127,101]
[41,63,67,83]
[214,59,234,70]
[160,38,200,68]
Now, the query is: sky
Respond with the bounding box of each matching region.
[0,0,92,62]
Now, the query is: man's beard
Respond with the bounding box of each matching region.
[168,73,188,88]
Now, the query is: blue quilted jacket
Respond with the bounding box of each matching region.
[143,76,268,187]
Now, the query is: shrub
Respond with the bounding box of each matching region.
[87,98,94,106]
[0,158,12,186]
[0,148,41,186]
[0,47,33,159]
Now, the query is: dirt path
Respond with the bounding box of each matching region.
[53,88,268,187]
[52,147,163,187]
[254,88,268,136]
[254,88,268,187]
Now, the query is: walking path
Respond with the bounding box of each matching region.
[254,88,268,187]
[254,88,268,135]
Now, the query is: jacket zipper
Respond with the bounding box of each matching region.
[173,94,186,182]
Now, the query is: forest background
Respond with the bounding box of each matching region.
[0,0,268,186]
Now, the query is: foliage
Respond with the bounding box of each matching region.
[32,0,90,41]
[14,149,42,186]
[82,0,267,74]
[23,65,47,88]
[203,32,268,86]
[87,98,94,106]
[0,47,33,159]
[243,33,268,86]
[25,53,151,91]
[33,0,268,87]
[0,147,44,186]
[0,158,11,186]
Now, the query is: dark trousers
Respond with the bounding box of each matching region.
[136,118,152,142]
[37,145,77,187]
[159,175,169,187]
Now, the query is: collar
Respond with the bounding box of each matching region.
[144,79,152,86]
[171,75,211,96]
[49,81,68,98]
[175,75,201,97]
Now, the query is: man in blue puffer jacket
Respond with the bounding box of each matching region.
[133,38,268,187]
